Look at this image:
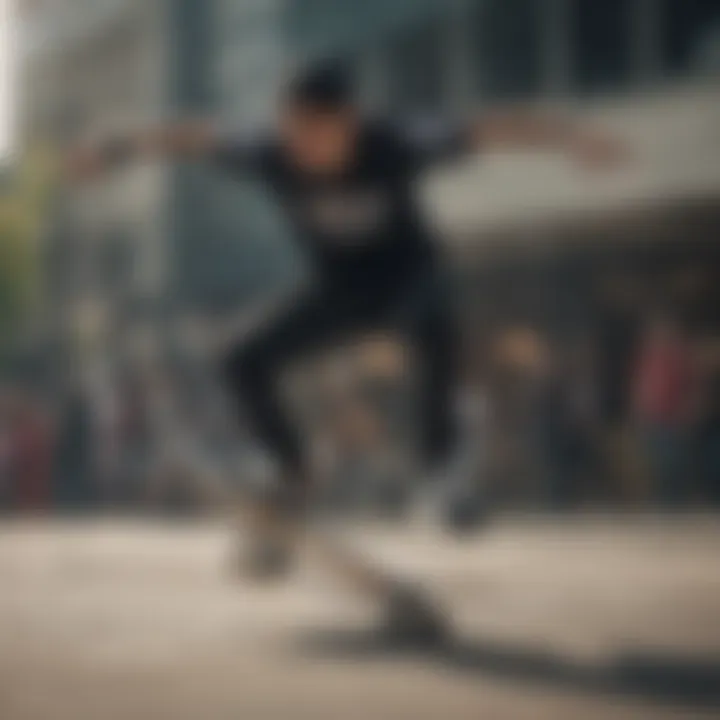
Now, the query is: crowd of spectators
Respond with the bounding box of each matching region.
[1,314,719,517]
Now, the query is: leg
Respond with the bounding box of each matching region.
[222,289,348,484]
[335,272,458,635]
[223,284,449,639]
[391,268,487,532]
[221,290,351,578]
[390,268,459,471]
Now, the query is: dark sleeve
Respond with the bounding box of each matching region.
[210,126,274,178]
[398,117,474,172]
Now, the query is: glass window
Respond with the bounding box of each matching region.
[570,0,632,94]
[663,0,720,75]
[471,0,542,101]
[385,18,446,114]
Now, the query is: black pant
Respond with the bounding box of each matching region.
[222,266,458,482]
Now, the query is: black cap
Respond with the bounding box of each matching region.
[287,59,356,110]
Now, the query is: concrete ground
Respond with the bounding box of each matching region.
[1,515,719,720]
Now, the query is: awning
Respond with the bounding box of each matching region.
[425,85,720,246]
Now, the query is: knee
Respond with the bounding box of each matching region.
[403,277,456,344]
[220,339,268,393]
[415,303,457,351]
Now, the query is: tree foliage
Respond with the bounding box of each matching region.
[0,148,56,339]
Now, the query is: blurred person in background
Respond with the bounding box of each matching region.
[115,369,153,508]
[67,59,625,626]
[8,391,54,514]
[0,388,12,512]
[535,337,601,509]
[313,361,384,514]
[54,380,94,512]
[529,336,569,508]
[566,338,602,504]
[695,345,720,506]
[442,342,493,530]
[87,368,124,509]
[141,361,212,515]
[498,328,556,505]
[632,316,698,508]
[313,346,411,519]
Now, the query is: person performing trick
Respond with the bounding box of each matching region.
[68,61,624,640]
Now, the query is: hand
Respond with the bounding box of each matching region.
[571,130,630,171]
[64,146,107,183]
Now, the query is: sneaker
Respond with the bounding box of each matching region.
[237,530,295,581]
[416,444,488,533]
[416,389,490,534]
[231,474,309,582]
[415,465,487,535]
[381,582,449,646]
[442,482,489,535]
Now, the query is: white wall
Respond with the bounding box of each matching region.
[426,85,720,241]
[0,0,15,159]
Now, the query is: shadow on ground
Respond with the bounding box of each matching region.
[293,627,720,709]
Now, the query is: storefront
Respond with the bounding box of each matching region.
[429,87,720,505]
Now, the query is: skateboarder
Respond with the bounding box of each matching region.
[68,60,624,635]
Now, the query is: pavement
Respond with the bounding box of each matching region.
[1,514,719,720]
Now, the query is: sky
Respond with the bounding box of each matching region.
[0,0,15,160]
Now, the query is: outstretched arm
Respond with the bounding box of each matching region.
[470,109,627,168]
[66,119,218,181]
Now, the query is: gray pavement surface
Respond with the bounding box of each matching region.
[1,515,719,719]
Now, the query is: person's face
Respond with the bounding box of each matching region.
[280,103,359,174]
[647,319,679,346]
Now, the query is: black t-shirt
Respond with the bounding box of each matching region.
[213,118,471,290]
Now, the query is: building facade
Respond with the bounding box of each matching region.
[20,0,720,356]
[20,0,171,366]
